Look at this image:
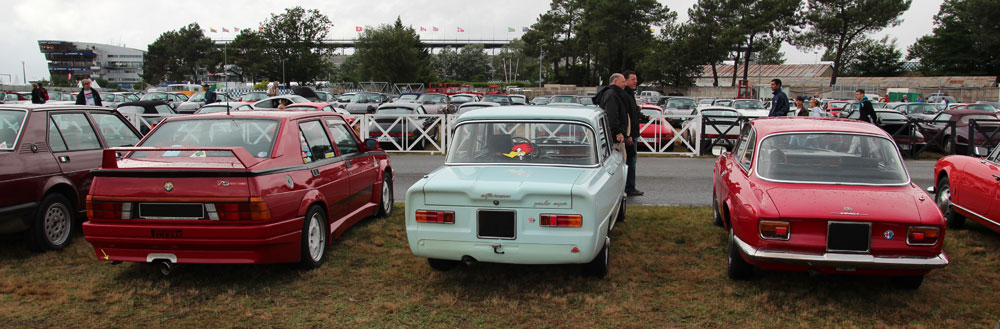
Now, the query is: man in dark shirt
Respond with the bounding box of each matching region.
[593,73,628,158]
[622,70,647,196]
[768,79,789,117]
[856,89,877,124]
[204,84,217,104]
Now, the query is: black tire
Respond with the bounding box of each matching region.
[27,193,75,251]
[935,176,965,229]
[584,237,610,278]
[428,258,459,271]
[299,206,328,269]
[894,275,925,289]
[376,172,393,218]
[727,227,753,280]
[712,189,724,227]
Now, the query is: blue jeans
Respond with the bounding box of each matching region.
[626,141,638,191]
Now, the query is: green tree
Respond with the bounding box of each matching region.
[639,23,705,87]
[823,36,904,77]
[354,17,434,83]
[257,6,335,83]
[578,0,673,79]
[754,35,787,65]
[227,30,270,82]
[726,0,801,86]
[794,0,912,85]
[687,0,744,86]
[142,23,215,85]
[433,44,491,81]
[907,0,1000,81]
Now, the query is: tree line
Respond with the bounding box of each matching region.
[139,1,999,88]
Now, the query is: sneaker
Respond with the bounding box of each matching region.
[625,189,644,196]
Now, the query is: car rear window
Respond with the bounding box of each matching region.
[666,98,696,109]
[0,110,27,149]
[756,133,908,185]
[133,118,280,158]
[448,121,598,166]
[960,114,998,124]
[377,107,415,115]
[732,100,764,110]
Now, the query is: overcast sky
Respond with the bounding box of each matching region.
[1,0,944,84]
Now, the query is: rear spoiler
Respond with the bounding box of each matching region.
[101,147,263,170]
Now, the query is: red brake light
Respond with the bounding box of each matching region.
[212,197,270,221]
[907,226,940,246]
[759,220,790,240]
[87,196,124,219]
[540,214,582,227]
[415,210,455,224]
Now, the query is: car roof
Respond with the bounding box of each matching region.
[286,102,331,108]
[459,101,501,108]
[377,102,421,110]
[456,106,603,126]
[0,104,117,113]
[118,100,171,107]
[750,117,890,137]
[942,109,994,116]
[175,110,342,120]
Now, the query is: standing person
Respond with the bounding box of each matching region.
[917,96,924,103]
[622,70,647,196]
[767,79,789,117]
[75,79,102,106]
[39,83,48,102]
[808,98,827,117]
[856,89,877,124]
[794,96,809,116]
[592,73,628,160]
[902,95,909,102]
[204,84,217,104]
[266,81,279,97]
[30,83,44,104]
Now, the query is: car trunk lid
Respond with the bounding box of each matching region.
[422,166,581,209]
[765,185,921,224]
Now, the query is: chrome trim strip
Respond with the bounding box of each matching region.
[752,132,911,187]
[734,235,949,270]
[951,203,1000,228]
[826,221,872,253]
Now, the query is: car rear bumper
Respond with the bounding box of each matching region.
[410,239,596,264]
[734,235,949,270]
[0,202,37,234]
[82,217,304,264]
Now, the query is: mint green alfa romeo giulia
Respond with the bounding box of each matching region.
[405,106,626,277]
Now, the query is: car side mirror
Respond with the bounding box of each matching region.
[972,146,989,158]
[364,138,378,151]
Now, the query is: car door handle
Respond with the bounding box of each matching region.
[993,174,1000,182]
[311,169,320,177]
[58,156,70,163]
[345,160,352,168]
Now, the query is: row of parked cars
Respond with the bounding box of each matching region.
[5,101,1000,289]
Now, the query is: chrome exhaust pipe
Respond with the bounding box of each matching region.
[156,260,173,276]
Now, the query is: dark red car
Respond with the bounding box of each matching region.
[931,146,1000,234]
[917,110,1000,154]
[0,105,142,250]
[713,117,948,288]
[82,111,393,270]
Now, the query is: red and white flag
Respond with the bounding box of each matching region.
[457,27,464,32]
[355,26,363,32]
[432,26,439,32]
[420,26,426,31]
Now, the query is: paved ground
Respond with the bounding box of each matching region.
[387,154,938,206]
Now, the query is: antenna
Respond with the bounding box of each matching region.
[224,42,230,116]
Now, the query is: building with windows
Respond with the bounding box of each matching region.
[37,40,145,89]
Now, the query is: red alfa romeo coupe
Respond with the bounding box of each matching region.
[712,117,948,288]
[82,111,393,272]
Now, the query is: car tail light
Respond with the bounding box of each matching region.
[211,197,271,221]
[540,214,582,227]
[907,226,940,246]
[759,220,790,240]
[86,196,123,219]
[415,210,455,224]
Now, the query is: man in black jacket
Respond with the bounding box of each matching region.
[855,89,877,124]
[75,79,102,106]
[593,73,628,158]
[622,70,647,196]
[30,83,44,104]
[767,79,788,117]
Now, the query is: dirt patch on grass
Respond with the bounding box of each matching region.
[0,204,997,328]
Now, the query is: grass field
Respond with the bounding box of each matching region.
[1,205,998,328]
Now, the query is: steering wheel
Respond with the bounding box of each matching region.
[511,136,538,159]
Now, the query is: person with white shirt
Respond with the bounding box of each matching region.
[74,79,102,106]
[808,98,827,117]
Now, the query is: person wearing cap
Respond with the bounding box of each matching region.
[75,79,102,106]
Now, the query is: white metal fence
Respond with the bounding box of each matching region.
[122,112,706,156]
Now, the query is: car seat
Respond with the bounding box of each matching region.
[487,133,513,160]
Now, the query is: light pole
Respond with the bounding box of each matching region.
[538,45,543,87]
[21,61,26,84]
[281,59,286,86]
